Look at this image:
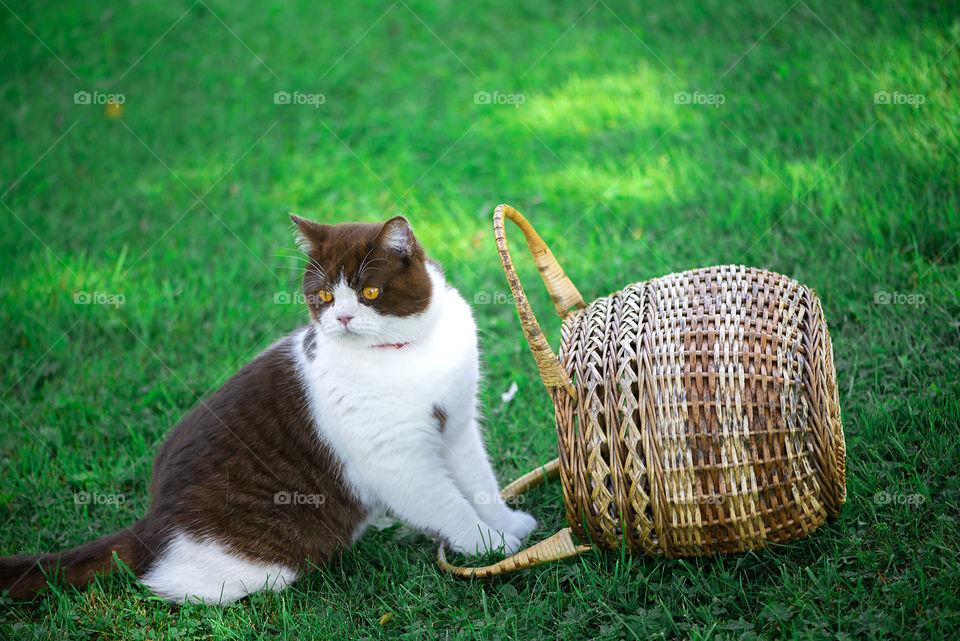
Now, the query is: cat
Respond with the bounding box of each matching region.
[0,214,537,603]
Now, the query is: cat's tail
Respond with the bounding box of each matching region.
[0,519,154,599]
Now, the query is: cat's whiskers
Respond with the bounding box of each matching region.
[356,250,386,283]
[305,265,328,283]
[276,256,310,267]
[372,325,418,345]
[275,251,311,263]
[355,247,376,281]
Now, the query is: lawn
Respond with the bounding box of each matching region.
[1,0,959,638]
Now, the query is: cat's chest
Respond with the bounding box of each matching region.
[298,328,477,431]
[315,348,469,406]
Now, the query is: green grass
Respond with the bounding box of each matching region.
[2,0,959,638]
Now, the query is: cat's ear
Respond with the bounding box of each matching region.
[376,215,417,260]
[290,214,328,252]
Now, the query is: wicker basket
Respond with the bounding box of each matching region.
[438,204,846,577]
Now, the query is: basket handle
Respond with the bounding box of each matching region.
[436,458,593,577]
[493,204,585,399]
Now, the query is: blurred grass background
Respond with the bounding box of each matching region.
[1,0,959,639]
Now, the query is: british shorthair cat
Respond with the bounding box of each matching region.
[0,215,537,602]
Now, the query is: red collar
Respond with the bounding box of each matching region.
[371,342,411,349]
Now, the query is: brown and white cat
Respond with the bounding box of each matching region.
[0,215,537,603]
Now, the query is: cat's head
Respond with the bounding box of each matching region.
[290,214,442,346]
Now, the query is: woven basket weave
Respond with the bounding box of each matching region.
[438,204,846,577]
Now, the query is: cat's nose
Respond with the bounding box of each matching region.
[336,314,354,327]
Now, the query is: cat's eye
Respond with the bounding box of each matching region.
[362,286,381,300]
[317,289,333,303]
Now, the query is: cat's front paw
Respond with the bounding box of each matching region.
[503,510,538,541]
[499,532,523,555]
[450,528,522,556]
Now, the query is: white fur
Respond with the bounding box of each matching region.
[299,264,537,555]
[141,533,296,603]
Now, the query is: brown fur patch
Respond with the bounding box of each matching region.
[433,405,448,434]
[147,337,369,572]
[0,335,369,599]
[302,324,318,360]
